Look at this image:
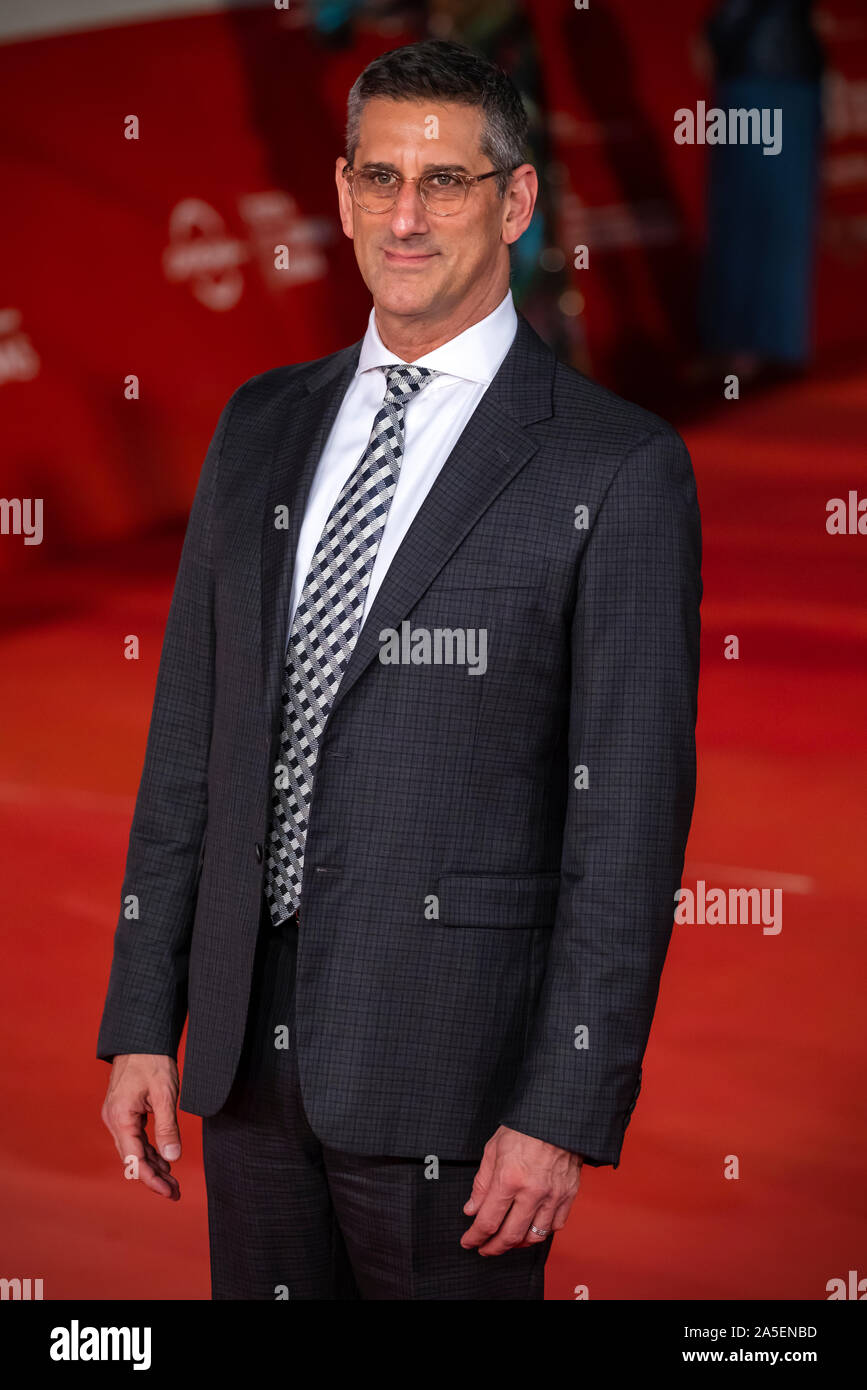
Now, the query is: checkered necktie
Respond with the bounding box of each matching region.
[263,363,439,924]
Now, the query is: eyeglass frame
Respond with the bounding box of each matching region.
[341,162,520,216]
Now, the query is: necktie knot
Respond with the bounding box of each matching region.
[383,363,438,403]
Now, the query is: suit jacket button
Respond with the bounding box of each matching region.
[255,843,263,863]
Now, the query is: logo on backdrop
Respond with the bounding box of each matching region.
[162,193,334,311]
[0,308,40,387]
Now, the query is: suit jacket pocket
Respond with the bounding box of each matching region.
[436,872,561,928]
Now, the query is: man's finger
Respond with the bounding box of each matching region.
[140,1160,180,1200]
[143,1137,171,1175]
[136,1158,179,1200]
[462,1150,494,1215]
[152,1091,181,1162]
[477,1192,545,1256]
[514,1198,559,1249]
[461,1183,515,1249]
[143,1134,180,1193]
[106,1107,179,1199]
[139,1127,180,1199]
[103,1102,145,1164]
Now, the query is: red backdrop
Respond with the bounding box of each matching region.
[1,2,865,576]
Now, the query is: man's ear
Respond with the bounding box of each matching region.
[335,157,355,240]
[501,163,538,246]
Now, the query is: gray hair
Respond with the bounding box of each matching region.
[345,39,529,197]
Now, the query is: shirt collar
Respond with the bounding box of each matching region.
[356,288,517,386]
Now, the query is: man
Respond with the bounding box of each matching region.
[98,38,701,1301]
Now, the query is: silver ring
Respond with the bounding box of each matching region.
[529,1224,549,1238]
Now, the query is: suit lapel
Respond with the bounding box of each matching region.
[260,340,362,730]
[260,311,556,729]
[328,313,556,719]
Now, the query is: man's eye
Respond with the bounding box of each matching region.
[369,170,397,186]
[428,173,461,188]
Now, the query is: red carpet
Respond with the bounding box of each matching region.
[1,363,864,1299]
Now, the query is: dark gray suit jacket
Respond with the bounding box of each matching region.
[97,312,701,1167]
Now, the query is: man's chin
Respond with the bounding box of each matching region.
[367,271,445,318]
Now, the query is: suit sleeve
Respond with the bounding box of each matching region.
[499,427,702,1166]
[96,392,237,1063]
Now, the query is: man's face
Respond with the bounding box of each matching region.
[336,98,513,322]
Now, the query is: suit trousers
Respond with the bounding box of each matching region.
[201,901,553,1300]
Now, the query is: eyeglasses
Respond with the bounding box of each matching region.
[342,163,517,216]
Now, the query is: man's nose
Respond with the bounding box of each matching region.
[388,179,430,234]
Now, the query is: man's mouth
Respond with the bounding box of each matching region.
[382,249,438,265]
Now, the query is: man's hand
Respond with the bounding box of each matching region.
[461,1125,582,1255]
[101,1054,182,1201]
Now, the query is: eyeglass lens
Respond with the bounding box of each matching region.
[353,170,468,211]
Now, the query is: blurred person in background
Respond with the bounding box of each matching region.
[697,0,825,383]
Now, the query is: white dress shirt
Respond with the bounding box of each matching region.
[287,287,518,638]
